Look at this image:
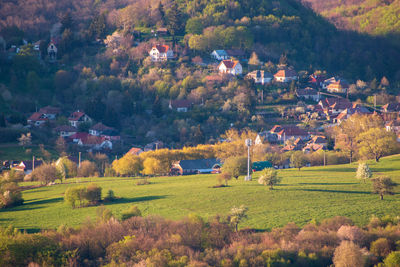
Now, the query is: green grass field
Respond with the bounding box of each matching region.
[1,155,400,232]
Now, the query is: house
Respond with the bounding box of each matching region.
[281,138,305,152]
[270,125,309,141]
[211,50,229,61]
[69,132,112,150]
[308,74,325,87]
[68,132,90,143]
[255,131,279,145]
[14,160,43,175]
[47,39,58,61]
[326,80,349,94]
[308,135,327,148]
[89,123,120,140]
[296,88,320,101]
[318,98,352,114]
[303,143,324,153]
[149,44,174,62]
[38,106,61,119]
[68,111,92,127]
[274,69,298,82]
[218,60,242,75]
[385,119,400,133]
[127,147,143,156]
[170,158,221,175]
[226,49,246,59]
[54,125,77,137]
[334,106,372,123]
[246,70,273,85]
[27,112,48,126]
[169,99,194,112]
[381,103,400,113]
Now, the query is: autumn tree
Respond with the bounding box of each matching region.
[18,132,31,148]
[372,176,397,200]
[112,153,143,177]
[77,161,98,177]
[258,168,280,190]
[355,162,372,183]
[142,157,163,176]
[55,136,67,155]
[56,157,77,180]
[357,128,396,162]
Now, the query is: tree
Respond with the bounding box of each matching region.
[18,132,31,148]
[55,136,67,155]
[121,205,142,220]
[384,251,400,267]
[372,176,397,200]
[112,153,143,176]
[64,186,86,208]
[31,163,61,185]
[88,13,106,39]
[258,168,280,190]
[355,162,372,183]
[77,161,97,177]
[85,184,102,205]
[357,128,396,162]
[185,17,204,34]
[0,180,23,209]
[167,3,184,37]
[142,157,163,176]
[333,241,365,267]
[221,157,248,179]
[290,151,307,171]
[56,157,77,180]
[229,205,248,232]
[248,52,261,66]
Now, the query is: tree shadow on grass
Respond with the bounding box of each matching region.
[104,195,167,205]
[370,168,400,172]
[0,206,44,212]
[302,168,355,173]
[298,182,359,186]
[295,188,372,194]
[25,197,63,206]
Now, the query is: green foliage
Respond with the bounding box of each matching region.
[290,151,308,170]
[372,176,397,200]
[64,186,87,208]
[121,205,142,220]
[229,205,248,232]
[0,180,23,209]
[384,251,400,267]
[85,183,102,204]
[222,156,248,179]
[31,163,61,184]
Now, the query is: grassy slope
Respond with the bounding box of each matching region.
[1,155,400,232]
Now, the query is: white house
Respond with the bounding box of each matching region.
[47,41,57,61]
[274,69,298,82]
[68,111,92,127]
[246,70,273,85]
[211,50,229,61]
[218,60,242,75]
[149,44,174,62]
[54,125,77,137]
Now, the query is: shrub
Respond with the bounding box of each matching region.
[77,160,97,177]
[370,238,392,258]
[121,206,142,220]
[56,157,77,179]
[337,225,364,245]
[64,186,87,208]
[85,184,102,204]
[0,181,23,208]
[258,168,280,189]
[31,164,61,184]
[104,190,116,202]
[356,162,372,182]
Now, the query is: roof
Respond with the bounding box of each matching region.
[69,132,90,140]
[274,69,297,78]
[68,111,86,121]
[327,80,349,90]
[153,44,170,53]
[252,161,272,170]
[54,125,77,132]
[38,106,61,114]
[303,143,324,152]
[16,160,43,171]
[276,126,309,137]
[310,135,327,144]
[382,103,400,112]
[28,112,47,122]
[127,147,143,155]
[90,123,114,132]
[213,50,228,57]
[170,99,194,109]
[219,60,240,69]
[320,98,352,110]
[178,158,221,170]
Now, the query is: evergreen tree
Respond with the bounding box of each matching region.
[61,12,73,32]
[167,3,184,38]
[158,2,166,25]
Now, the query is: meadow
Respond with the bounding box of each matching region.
[1,155,400,232]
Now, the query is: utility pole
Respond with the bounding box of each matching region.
[32,155,35,171]
[323,150,326,167]
[374,94,377,109]
[78,152,81,168]
[245,139,252,181]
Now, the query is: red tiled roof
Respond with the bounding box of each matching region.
[68,111,86,121]
[128,147,143,155]
[69,132,90,140]
[271,125,308,137]
[90,123,114,132]
[28,112,47,121]
[219,60,239,69]
[154,44,169,53]
[274,69,297,78]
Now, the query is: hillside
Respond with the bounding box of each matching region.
[302,0,400,35]
[1,154,400,232]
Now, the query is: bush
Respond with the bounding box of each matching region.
[77,160,97,177]
[0,181,23,208]
[85,184,102,204]
[121,206,142,220]
[56,157,77,179]
[31,164,61,184]
[370,238,392,258]
[64,186,87,208]
[384,251,400,267]
[333,241,364,267]
[104,190,116,202]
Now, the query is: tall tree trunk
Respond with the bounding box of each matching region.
[380,194,383,200]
